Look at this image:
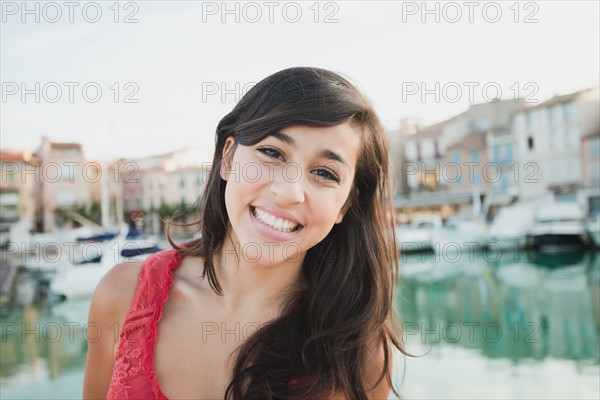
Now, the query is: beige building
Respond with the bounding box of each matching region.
[35,138,94,232]
[403,121,445,193]
[395,100,522,217]
[444,131,490,193]
[387,118,418,198]
[116,147,212,235]
[0,150,39,233]
[581,132,600,189]
[512,86,600,201]
[581,131,600,215]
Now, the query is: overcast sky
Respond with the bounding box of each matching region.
[1,0,599,161]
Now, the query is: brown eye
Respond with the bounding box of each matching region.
[313,168,340,183]
[258,147,284,161]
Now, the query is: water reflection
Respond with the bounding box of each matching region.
[0,251,598,398]
[397,250,600,365]
[0,300,90,398]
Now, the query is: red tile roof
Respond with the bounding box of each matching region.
[0,150,39,165]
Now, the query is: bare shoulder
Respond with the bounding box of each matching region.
[83,259,145,399]
[363,334,393,399]
[93,259,145,315]
[87,258,147,340]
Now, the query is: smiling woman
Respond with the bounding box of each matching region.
[220,123,360,265]
[83,67,408,400]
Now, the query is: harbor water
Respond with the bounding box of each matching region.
[1,250,599,399]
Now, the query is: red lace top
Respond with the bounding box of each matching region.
[106,248,332,399]
[107,248,182,399]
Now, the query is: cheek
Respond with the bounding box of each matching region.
[310,190,349,223]
[224,160,272,207]
[231,152,274,184]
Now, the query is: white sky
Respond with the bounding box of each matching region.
[1,0,599,161]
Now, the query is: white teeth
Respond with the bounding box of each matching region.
[252,207,299,233]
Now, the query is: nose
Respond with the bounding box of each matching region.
[270,166,305,205]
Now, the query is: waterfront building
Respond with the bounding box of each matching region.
[512,86,600,202]
[0,150,39,241]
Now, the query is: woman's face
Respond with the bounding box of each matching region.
[220,121,361,266]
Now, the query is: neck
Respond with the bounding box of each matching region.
[211,233,307,317]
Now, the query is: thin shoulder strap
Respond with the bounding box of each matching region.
[122,249,184,334]
[131,249,184,309]
[110,248,184,400]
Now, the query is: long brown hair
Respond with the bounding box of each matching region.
[165,67,406,399]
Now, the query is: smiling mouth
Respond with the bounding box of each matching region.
[251,206,303,233]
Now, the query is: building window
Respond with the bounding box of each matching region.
[589,165,599,187]
[453,150,461,163]
[470,150,479,162]
[549,129,557,150]
[416,142,422,161]
[496,144,509,162]
[473,171,480,185]
[505,144,513,163]
[564,103,576,123]
[527,136,534,150]
[57,147,79,156]
[501,169,509,190]
[452,151,462,186]
[434,140,440,158]
[587,137,600,159]
[470,149,480,186]
[566,127,578,148]
[5,164,15,184]
[180,174,185,188]
[59,164,75,181]
[525,112,532,130]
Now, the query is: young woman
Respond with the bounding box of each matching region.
[83,67,407,399]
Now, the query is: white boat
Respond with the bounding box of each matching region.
[15,224,155,274]
[586,214,600,248]
[5,219,118,272]
[431,214,488,253]
[49,224,163,301]
[486,203,535,249]
[396,213,443,252]
[529,202,589,253]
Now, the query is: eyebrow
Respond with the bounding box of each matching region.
[271,131,349,168]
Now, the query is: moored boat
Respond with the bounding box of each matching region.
[396,213,443,252]
[486,203,535,249]
[530,202,589,253]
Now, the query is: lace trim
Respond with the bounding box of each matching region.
[108,249,184,400]
[122,308,154,334]
[146,249,184,399]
